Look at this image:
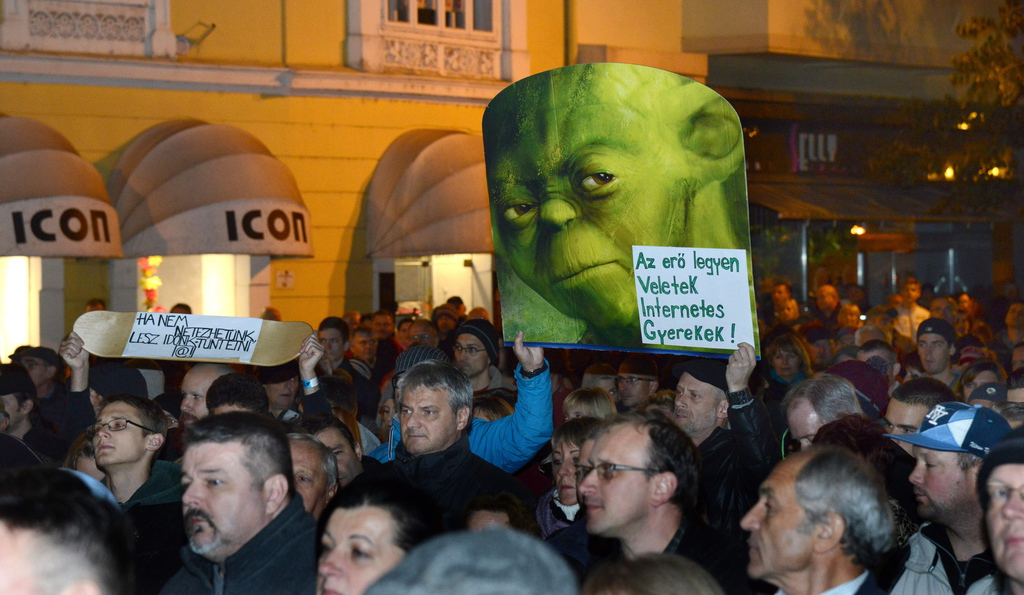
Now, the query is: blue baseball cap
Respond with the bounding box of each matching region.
[886,401,1011,458]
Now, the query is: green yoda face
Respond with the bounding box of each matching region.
[483,64,748,346]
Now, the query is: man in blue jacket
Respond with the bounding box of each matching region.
[371,331,552,474]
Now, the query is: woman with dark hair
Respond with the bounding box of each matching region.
[812,414,918,547]
[317,478,443,595]
[953,358,1006,402]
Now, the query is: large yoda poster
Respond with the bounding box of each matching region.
[483,63,758,356]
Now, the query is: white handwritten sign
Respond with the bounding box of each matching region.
[633,246,757,354]
[121,313,264,363]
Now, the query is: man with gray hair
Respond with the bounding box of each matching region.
[357,358,534,528]
[287,433,338,521]
[741,447,894,594]
[782,376,862,449]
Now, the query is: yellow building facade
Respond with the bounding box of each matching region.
[0,0,998,351]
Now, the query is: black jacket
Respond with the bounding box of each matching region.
[160,495,316,595]
[666,518,752,595]
[698,388,779,541]
[123,461,186,594]
[586,517,752,595]
[359,435,535,528]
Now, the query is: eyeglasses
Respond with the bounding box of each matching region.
[575,462,659,483]
[617,375,654,385]
[87,418,157,439]
[411,334,433,342]
[453,344,485,356]
[987,482,1024,508]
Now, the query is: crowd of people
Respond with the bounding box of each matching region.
[5,281,1024,595]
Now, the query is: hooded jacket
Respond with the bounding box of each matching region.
[123,460,186,594]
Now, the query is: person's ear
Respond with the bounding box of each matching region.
[20,399,34,414]
[262,474,290,515]
[0,415,9,433]
[455,406,471,432]
[948,344,956,358]
[354,440,363,459]
[811,512,846,555]
[650,472,678,507]
[145,432,165,453]
[715,397,729,421]
[326,481,338,502]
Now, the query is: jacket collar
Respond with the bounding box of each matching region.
[179,495,312,586]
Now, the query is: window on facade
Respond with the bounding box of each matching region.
[387,0,493,33]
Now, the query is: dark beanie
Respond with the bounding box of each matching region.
[619,354,658,379]
[257,360,299,385]
[0,371,36,397]
[89,363,148,399]
[978,425,1024,510]
[455,319,500,363]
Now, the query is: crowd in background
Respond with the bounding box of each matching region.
[5,277,1024,595]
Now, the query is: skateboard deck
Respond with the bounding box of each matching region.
[73,311,312,366]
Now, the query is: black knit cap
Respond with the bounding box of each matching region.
[978,425,1024,510]
[0,370,36,397]
[89,363,148,399]
[257,360,299,385]
[455,319,500,364]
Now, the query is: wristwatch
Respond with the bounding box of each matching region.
[520,361,548,379]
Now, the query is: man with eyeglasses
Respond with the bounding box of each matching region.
[91,393,186,593]
[578,410,751,594]
[978,426,1024,594]
[453,319,504,393]
[616,355,659,411]
[880,402,1011,595]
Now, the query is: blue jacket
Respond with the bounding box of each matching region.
[369,363,553,473]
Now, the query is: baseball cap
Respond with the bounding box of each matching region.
[11,346,62,370]
[886,401,1011,458]
[917,318,956,345]
[968,382,1007,404]
[672,358,728,393]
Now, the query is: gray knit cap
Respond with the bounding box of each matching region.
[365,528,577,595]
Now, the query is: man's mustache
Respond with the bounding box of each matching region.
[184,508,216,533]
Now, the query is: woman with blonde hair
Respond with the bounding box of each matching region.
[561,387,616,422]
[536,416,600,538]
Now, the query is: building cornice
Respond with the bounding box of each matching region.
[0,51,509,105]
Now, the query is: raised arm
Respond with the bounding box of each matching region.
[467,331,553,473]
